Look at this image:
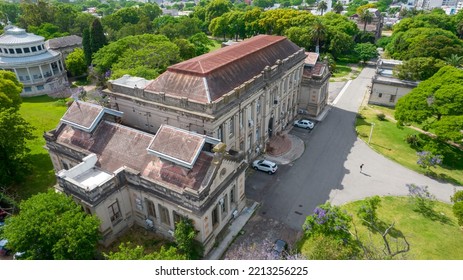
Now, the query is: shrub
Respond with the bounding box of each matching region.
[416,151,443,169]
[452,202,463,226]
[405,134,421,147]
[376,113,386,121]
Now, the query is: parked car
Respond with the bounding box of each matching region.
[272,239,288,259]
[252,159,278,174]
[294,119,314,129]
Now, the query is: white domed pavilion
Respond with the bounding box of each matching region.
[0,26,68,97]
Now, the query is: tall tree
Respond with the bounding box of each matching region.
[82,28,92,66]
[19,0,55,29]
[354,42,378,63]
[310,18,326,53]
[2,190,101,260]
[205,0,232,26]
[395,57,446,81]
[174,218,198,259]
[395,66,463,142]
[0,70,23,111]
[90,18,107,54]
[317,1,328,16]
[358,8,373,32]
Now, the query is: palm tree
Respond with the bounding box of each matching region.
[317,1,328,16]
[310,18,326,53]
[359,9,374,32]
[333,1,344,14]
[445,54,463,67]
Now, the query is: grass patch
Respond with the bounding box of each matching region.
[356,105,463,185]
[17,95,69,200]
[344,196,463,259]
[331,62,351,78]
[299,196,463,259]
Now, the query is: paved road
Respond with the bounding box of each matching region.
[248,66,461,229]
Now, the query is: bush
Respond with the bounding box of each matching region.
[376,113,386,121]
[356,113,365,119]
[452,202,463,226]
[405,134,421,147]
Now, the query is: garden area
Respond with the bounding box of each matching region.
[355,105,463,186]
[299,195,463,260]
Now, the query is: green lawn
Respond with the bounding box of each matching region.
[356,105,463,185]
[17,96,69,200]
[331,61,352,79]
[300,196,463,259]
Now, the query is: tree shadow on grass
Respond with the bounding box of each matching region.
[412,203,454,225]
[364,219,405,239]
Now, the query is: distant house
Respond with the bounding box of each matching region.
[369,59,419,107]
[45,101,247,253]
[45,35,82,61]
[298,52,331,117]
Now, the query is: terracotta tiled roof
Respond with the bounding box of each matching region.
[303,62,325,78]
[147,125,205,169]
[304,52,319,66]
[145,35,302,103]
[60,101,123,132]
[61,101,103,131]
[56,121,213,190]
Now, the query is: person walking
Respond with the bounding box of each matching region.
[360,164,364,172]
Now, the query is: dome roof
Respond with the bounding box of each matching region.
[0,26,44,45]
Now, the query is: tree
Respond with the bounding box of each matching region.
[28,23,69,40]
[205,0,232,26]
[451,190,463,226]
[310,18,326,53]
[105,242,186,260]
[2,190,101,259]
[90,18,107,54]
[0,70,23,111]
[416,151,443,170]
[386,28,463,61]
[188,32,214,56]
[317,1,328,16]
[394,66,463,142]
[329,31,354,58]
[332,1,344,14]
[82,28,92,66]
[303,203,353,242]
[19,0,55,29]
[356,196,381,227]
[358,8,373,32]
[174,218,198,259]
[394,57,446,81]
[174,38,197,60]
[354,42,378,63]
[65,48,87,77]
[0,108,36,187]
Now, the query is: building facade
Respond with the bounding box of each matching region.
[299,52,331,117]
[0,26,68,97]
[44,101,247,254]
[104,35,306,160]
[369,59,419,107]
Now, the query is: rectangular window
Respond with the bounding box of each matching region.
[37,45,42,51]
[389,95,396,103]
[24,87,32,92]
[220,194,228,219]
[230,186,236,204]
[3,48,7,53]
[108,201,122,224]
[23,48,30,53]
[31,46,37,52]
[146,199,156,218]
[217,125,223,141]
[378,93,383,98]
[173,211,182,227]
[212,207,219,228]
[0,48,2,53]
[37,85,44,90]
[256,99,261,115]
[15,48,22,54]
[159,204,171,226]
[229,116,234,136]
[8,48,14,54]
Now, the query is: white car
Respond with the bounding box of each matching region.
[294,119,314,129]
[252,159,278,174]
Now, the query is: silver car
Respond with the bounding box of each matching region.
[252,159,278,174]
[294,119,314,129]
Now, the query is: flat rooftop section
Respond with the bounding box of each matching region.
[373,74,419,87]
[148,125,205,169]
[111,74,152,88]
[61,101,104,131]
[304,52,318,66]
[73,168,113,190]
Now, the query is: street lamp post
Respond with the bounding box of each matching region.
[368,122,375,145]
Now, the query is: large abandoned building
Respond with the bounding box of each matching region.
[45,101,247,254]
[104,35,307,160]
